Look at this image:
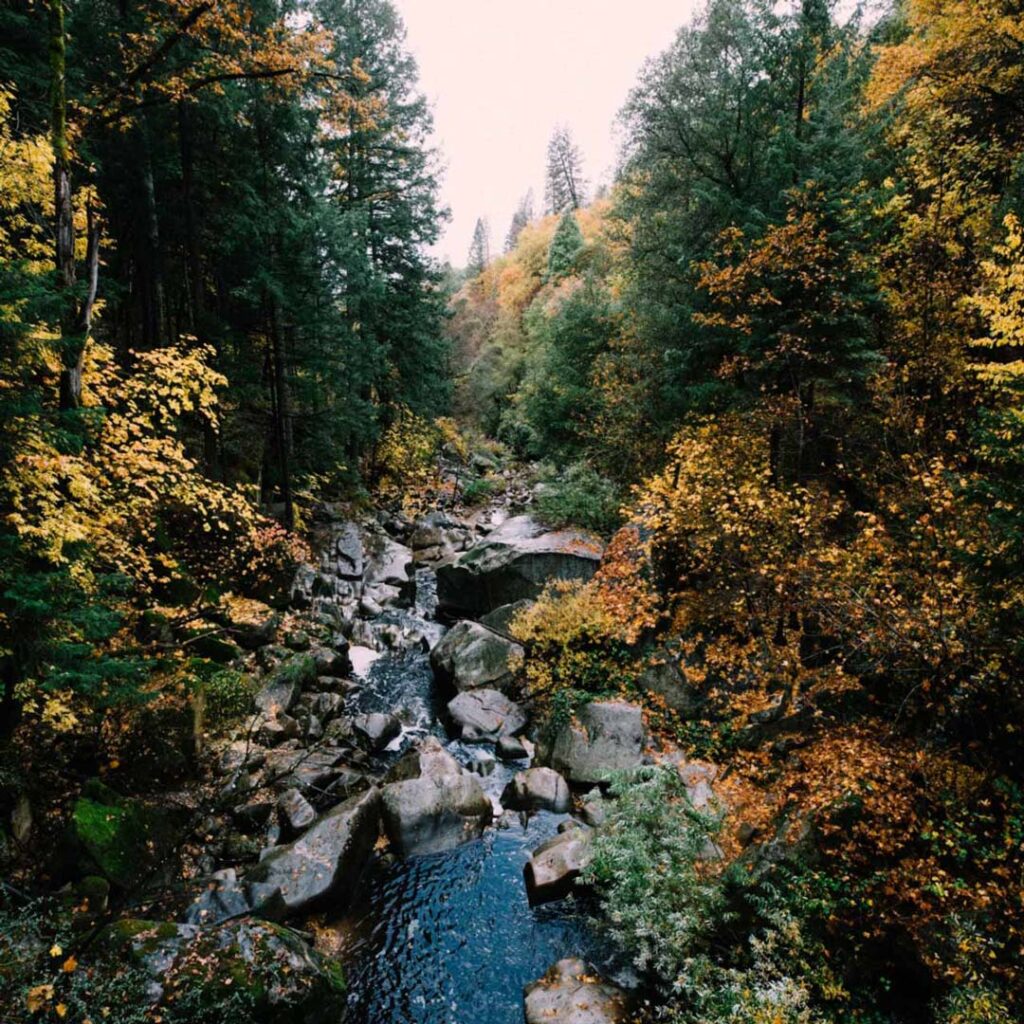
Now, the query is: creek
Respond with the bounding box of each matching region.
[327,566,612,1022]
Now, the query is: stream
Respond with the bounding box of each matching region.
[328,566,613,1022]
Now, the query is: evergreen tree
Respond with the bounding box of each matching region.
[545,125,587,214]
[547,210,585,279]
[505,189,535,252]
[467,217,491,276]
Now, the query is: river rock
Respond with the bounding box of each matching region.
[549,701,644,784]
[480,599,533,634]
[380,737,492,856]
[352,712,402,752]
[277,788,317,836]
[524,826,593,904]
[524,958,628,1024]
[501,767,571,813]
[246,788,380,917]
[309,642,351,678]
[430,620,524,693]
[333,521,365,580]
[436,515,604,619]
[496,734,529,761]
[363,532,414,589]
[255,713,301,747]
[447,689,528,743]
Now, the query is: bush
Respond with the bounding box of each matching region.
[201,668,256,729]
[461,476,496,505]
[535,462,623,535]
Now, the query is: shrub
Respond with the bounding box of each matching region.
[201,668,256,729]
[535,461,623,535]
[461,476,495,505]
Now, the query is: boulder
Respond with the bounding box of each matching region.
[223,600,281,650]
[352,712,402,752]
[447,689,528,743]
[496,734,529,761]
[501,768,571,814]
[255,654,317,715]
[524,958,627,1024]
[430,620,524,693]
[309,643,351,678]
[332,521,365,580]
[524,826,593,904]
[380,737,492,856]
[549,701,644,785]
[277,788,317,836]
[634,650,704,719]
[437,515,604,619]
[183,868,251,926]
[256,713,301,747]
[480,599,533,634]
[362,532,414,590]
[246,787,380,917]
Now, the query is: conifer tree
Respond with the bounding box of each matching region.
[545,126,587,214]
[467,217,491,276]
[505,189,535,252]
[547,209,585,279]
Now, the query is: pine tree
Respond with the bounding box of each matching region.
[505,189,535,252]
[547,210,585,279]
[467,217,491,277]
[545,126,587,214]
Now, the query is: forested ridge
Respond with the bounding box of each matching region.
[2,1,1024,1023]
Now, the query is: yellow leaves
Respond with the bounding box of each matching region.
[26,984,54,1013]
[61,956,78,973]
[49,945,63,958]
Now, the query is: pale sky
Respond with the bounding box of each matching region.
[392,0,701,266]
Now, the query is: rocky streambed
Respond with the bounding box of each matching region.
[113,499,702,1022]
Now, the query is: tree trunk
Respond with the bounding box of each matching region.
[269,297,294,529]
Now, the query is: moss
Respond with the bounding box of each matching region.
[72,793,169,888]
[102,918,181,959]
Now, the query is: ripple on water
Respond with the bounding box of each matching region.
[333,811,609,1024]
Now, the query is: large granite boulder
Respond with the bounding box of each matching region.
[437,516,603,619]
[548,701,644,785]
[362,531,414,591]
[524,825,593,904]
[331,520,364,580]
[501,767,571,814]
[246,788,380,916]
[524,958,628,1024]
[254,654,316,715]
[380,737,492,856]
[430,620,524,693]
[447,689,528,743]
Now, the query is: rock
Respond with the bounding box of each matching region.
[634,650,704,719]
[66,782,179,889]
[549,701,644,785]
[183,868,251,926]
[333,521,365,580]
[223,600,281,650]
[352,712,402,752]
[579,788,607,828]
[447,689,528,743]
[362,532,414,591]
[246,788,381,917]
[524,958,628,1024]
[284,629,311,652]
[524,826,593,904]
[501,768,571,813]
[437,515,603,619]
[106,916,346,1017]
[430,620,524,693]
[380,737,492,856]
[189,631,242,664]
[256,713,301,747]
[232,800,274,833]
[359,595,383,617]
[496,734,529,761]
[307,692,344,720]
[277,788,317,836]
[480,599,533,634]
[255,654,317,714]
[310,642,351,678]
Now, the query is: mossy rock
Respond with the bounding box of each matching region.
[70,789,177,888]
[190,633,242,663]
[101,917,183,960]
[164,919,346,1023]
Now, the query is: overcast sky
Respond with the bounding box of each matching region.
[392,0,701,266]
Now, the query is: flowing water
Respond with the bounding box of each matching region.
[329,567,614,1023]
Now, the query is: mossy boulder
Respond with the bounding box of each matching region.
[68,785,178,888]
[104,917,345,1023]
